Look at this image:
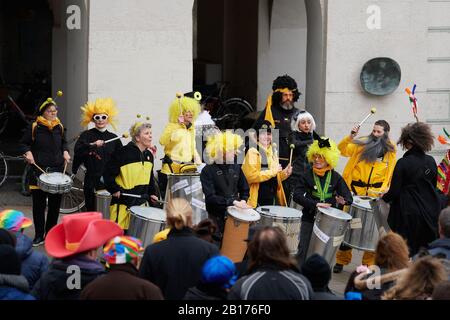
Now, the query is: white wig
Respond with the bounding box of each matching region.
[291,110,316,133]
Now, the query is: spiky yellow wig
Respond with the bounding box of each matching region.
[206,131,243,160]
[80,98,119,130]
[306,138,340,169]
[168,96,201,123]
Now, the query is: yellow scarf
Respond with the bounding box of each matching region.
[36,116,62,130]
[313,165,332,177]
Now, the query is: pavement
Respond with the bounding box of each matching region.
[0,177,363,297]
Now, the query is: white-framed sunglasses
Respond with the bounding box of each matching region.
[93,114,109,121]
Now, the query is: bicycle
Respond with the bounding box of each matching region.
[197,81,255,130]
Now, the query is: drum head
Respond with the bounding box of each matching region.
[353,196,374,210]
[318,207,352,221]
[95,189,111,196]
[130,206,166,222]
[256,206,302,219]
[227,206,260,222]
[39,172,72,184]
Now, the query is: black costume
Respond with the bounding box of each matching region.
[72,128,122,211]
[200,164,250,234]
[382,147,441,255]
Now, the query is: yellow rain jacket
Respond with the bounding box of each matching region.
[338,135,396,196]
[242,146,289,208]
[160,123,199,174]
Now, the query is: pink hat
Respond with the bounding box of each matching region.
[45,212,123,258]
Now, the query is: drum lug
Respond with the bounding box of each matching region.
[233,219,241,227]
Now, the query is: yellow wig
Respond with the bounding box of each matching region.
[306,138,340,169]
[168,96,201,123]
[206,131,243,160]
[80,98,119,130]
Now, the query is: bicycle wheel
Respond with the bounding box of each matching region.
[0,153,7,187]
[0,101,9,136]
[21,163,32,196]
[216,98,254,129]
[60,166,85,214]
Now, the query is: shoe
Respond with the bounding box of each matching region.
[333,263,343,273]
[32,236,45,247]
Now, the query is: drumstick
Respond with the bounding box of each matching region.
[289,144,295,166]
[351,107,377,134]
[103,132,129,144]
[63,161,68,175]
[33,163,47,175]
[122,193,146,199]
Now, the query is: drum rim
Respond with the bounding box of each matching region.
[256,205,302,218]
[317,207,352,220]
[95,189,112,196]
[129,206,166,222]
[38,172,72,184]
[167,173,200,177]
[352,196,375,210]
[227,207,261,222]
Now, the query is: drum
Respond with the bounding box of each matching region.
[369,197,391,236]
[343,196,379,251]
[221,206,260,263]
[37,172,73,194]
[164,173,208,225]
[128,206,166,248]
[256,206,302,255]
[307,207,352,266]
[95,190,112,220]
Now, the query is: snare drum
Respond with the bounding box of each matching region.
[307,207,352,266]
[95,190,112,220]
[343,196,379,252]
[221,207,260,262]
[128,206,166,248]
[256,206,302,255]
[38,172,73,194]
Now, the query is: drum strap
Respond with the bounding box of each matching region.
[312,171,332,202]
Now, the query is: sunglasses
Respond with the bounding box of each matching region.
[93,114,108,121]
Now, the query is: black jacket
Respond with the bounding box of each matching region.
[139,227,220,300]
[288,131,313,175]
[293,169,353,222]
[382,148,440,255]
[253,104,299,162]
[31,255,105,300]
[73,128,122,189]
[426,238,450,260]
[200,164,250,219]
[183,283,228,300]
[228,265,314,300]
[103,142,157,208]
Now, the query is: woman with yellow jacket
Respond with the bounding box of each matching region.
[159,93,201,198]
[242,120,292,207]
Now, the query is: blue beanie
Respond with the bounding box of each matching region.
[201,255,237,289]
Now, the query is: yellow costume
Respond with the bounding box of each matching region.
[336,135,397,267]
[242,146,289,208]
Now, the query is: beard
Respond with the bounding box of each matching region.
[280,101,294,110]
[353,133,394,163]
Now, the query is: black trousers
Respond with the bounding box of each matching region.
[83,187,96,212]
[31,189,62,238]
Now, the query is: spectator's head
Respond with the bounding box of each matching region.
[431,280,450,300]
[291,110,316,134]
[375,232,410,272]
[0,228,16,247]
[397,122,434,152]
[0,209,32,233]
[438,207,450,239]
[45,212,123,259]
[301,254,331,291]
[383,256,447,300]
[194,219,219,243]
[247,226,297,273]
[103,236,144,268]
[0,244,21,275]
[201,255,237,289]
[166,198,193,230]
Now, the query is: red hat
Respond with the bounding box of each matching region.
[45,212,123,258]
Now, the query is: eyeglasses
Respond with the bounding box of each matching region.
[45,108,58,114]
[93,114,108,121]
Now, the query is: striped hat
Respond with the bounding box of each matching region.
[103,236,144,265]
[0,210,32,232]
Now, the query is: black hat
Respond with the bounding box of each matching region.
[0,228,16,247]
[0,244,21,275]
[256,120,273,133]
[300,254,331,289]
